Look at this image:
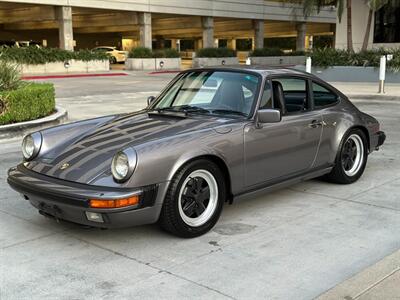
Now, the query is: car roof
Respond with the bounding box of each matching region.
[94,46,115,49]
[185,65,311,77]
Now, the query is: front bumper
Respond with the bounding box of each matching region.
[7,165,168,228]
[372,131,386,150]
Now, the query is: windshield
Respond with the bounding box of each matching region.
[151,71,260,117]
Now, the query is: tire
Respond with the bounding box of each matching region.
[325,128,368,184]
[110,56,117,64]
[159,159,226,238]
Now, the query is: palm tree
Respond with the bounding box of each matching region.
[292,0,353,51]
[361,0,389,51]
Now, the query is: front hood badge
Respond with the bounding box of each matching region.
[60,163,70,170]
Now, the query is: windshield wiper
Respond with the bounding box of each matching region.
[175,105,210,114]
[211,109,247,117]
[150,105,210,115]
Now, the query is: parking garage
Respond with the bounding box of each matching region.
[0,1,336,64]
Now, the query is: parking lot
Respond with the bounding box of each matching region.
[1,72,399,299]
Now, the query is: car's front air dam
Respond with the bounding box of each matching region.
[7,165,170,228]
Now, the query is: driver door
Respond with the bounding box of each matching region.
[244,77,323,187]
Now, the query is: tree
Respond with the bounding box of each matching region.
[361,0,389,51]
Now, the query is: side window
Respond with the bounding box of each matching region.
[312,82,339,108]
[272,78,308,113]
[259,81,273,109]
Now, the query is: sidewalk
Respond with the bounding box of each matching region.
[329,82,400,100]
[318,249,400,300]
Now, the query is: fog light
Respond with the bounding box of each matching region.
[85,212,104,223]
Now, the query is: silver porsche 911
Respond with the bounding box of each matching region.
[7,67,386,237]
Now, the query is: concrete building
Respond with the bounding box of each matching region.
[335,0,400,50]
[0,0,336,54]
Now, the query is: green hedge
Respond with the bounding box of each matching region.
[309,48,400,72]
[0,47,109,65]
[0,83,55,125]
[196,48,236,58]
[128,47,180,58]
[250,48,305,57]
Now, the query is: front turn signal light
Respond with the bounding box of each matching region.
[89,195,139,208]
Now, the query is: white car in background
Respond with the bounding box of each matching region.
[93,46,128,64]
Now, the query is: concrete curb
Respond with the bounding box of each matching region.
[317,250,400,300]
[0,106,68,139]
[348,94,400,101]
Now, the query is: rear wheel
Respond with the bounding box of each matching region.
[159,159,225,238]
[325,129,368,184]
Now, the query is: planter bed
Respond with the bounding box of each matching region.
[20,59,109,74]
[0,106,67,139]
[192,57,239,68]
[250,56,306,66]
[125,58,181,71]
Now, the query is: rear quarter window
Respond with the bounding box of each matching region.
[312,82,339,108]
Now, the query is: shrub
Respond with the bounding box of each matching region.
[0,60,22,92]
[0,47,109,65]
[249,48,307,57]
[0,83,55,125]
[309,47,400,72]
[128,47,181,58]
[164,48,180,58]
[250,48,284,57]
[196,48,236,58]
[128,47,153,58]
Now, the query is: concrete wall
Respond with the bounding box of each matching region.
[250,56,306,66]
[125,58,181,70]
[20,60,109,74]
[335,0,398,50]
[192,57,239,68]
[335,0,372,51]
[4,0,336,23]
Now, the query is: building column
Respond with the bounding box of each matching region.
[139,12,152,49]
[56,6,74,51]
[296,22,307,52]
[253,19,264,49]
[202,16,214,48]
[227,39,236,50]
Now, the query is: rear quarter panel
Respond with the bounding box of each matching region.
[314,97,371,167]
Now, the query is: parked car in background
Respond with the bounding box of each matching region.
[17,41,41,48]
[7,67,386,238]
[93,46,128,64]
[0,40,41,48]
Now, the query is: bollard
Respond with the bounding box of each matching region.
[379,55,386,94]
[306,57,312,73]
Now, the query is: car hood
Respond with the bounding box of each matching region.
[28,111,237,184]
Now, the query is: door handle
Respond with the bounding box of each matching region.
[308,120,323,128]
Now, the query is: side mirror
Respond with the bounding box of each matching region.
[257,109,281,124]
[147,96,156,106]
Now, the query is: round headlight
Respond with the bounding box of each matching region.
[111,148,137,182]
[22,132,42,160]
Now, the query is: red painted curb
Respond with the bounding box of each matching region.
[22,73,128,80]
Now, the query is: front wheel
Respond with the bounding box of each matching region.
[159,160,226,238]
[325,129,368,184]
